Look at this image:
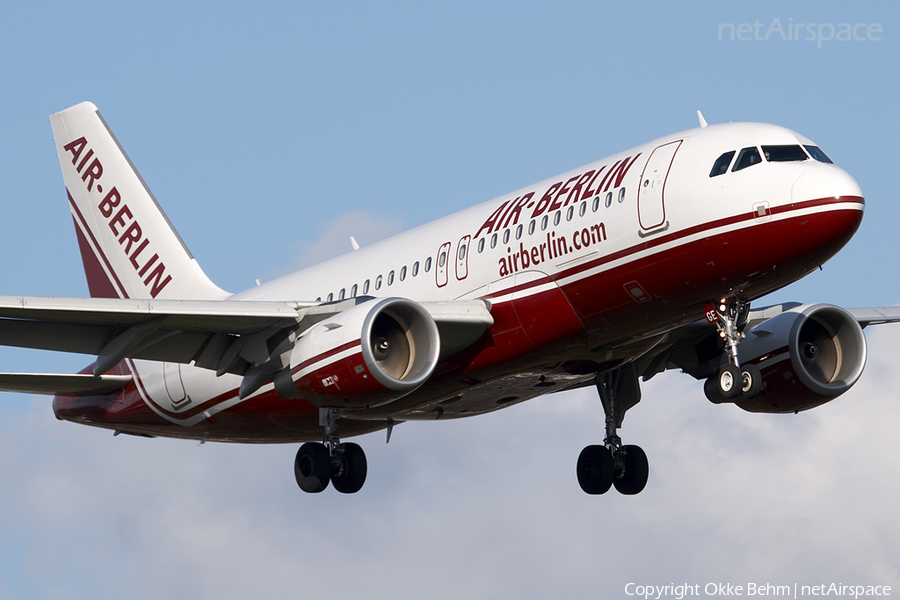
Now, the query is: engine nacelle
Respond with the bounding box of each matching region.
[276,297,440,408]
[730,304,867,413]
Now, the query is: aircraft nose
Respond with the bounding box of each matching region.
[791,164,864,205]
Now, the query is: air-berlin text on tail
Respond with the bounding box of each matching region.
[474,153,641,239]
[62,137,172,298]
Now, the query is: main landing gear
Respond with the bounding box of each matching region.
[703,297,762,402]
[294,408,368,494]
[577,363,649,495]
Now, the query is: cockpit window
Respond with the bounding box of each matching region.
[732,147,762,172]
[804,145,834,164]
[762,145,808,162]
[709,151,736,177]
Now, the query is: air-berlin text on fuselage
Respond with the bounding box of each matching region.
[473,153,642,239]
[62,137,172,298]
[498,221,608,277]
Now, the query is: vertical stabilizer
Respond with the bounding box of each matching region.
[50,102,229,300]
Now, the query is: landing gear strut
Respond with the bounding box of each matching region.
[704,297,762,402]
[577,363,649,495]
[294,408,368,494]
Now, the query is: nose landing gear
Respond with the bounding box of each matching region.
[577,364,649,495]
[704,297,762,402]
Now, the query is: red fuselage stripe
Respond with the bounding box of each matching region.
[482,196,863,301]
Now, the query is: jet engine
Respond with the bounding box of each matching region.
[274,297,441,408]
[722,304,867,413]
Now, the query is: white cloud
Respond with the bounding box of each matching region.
[1,327,899,598]
[275,211,406,276]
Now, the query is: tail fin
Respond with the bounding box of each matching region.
[50,102,228,300]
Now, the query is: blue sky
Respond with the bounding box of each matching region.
[1,2,899,598]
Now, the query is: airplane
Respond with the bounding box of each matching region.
[0,101,894,496]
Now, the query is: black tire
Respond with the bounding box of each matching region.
[704,376,728,403]
[294,442,331,493]
[718,365,741,399]
[741,364,763,399]
[613,444,649,495]
[577,445,614,494]
[331,442,367,494]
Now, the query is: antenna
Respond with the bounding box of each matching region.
[697,110,708,128]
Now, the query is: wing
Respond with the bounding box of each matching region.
[846,307,900,327]
[0,295,492,378]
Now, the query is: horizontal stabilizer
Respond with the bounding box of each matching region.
[0,373,132,396]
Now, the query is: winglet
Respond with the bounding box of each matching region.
[697,110,708,128]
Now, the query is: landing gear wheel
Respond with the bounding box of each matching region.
[741,364,762,399]
[613,445,649,495]
[577,445,614,494]
[718,365,741,399]
[331,442,367,494]
[294,442,331,493]
[704,376,726,403]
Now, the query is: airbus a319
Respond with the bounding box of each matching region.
[1,102,893,496]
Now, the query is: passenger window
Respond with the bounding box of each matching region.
[618,188,626,203]
[541,215,549,230]
[350,284,357,297]
[375,275,382,290]
[579,201,587,217]
[400,266,407,281]
[439,251,446,268]
[732,147,762,172]
[709,151,736,177]
[477,238,485,253]
[490,233,498,249]
[363,280,370,294]
[503,229,510,244]
[762,145,808,162]
[458,243,466,260]
[327,292,334,301]
[566,206,574,221]
[605,192,613,208]
[553,211,561,226]
[388,270,395,286]
[592,196,600,212]
[413,261,419,276]
[515,224,523,239]
[528,220,536,235]
[425,257,432,272]
[804,145,833,164]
